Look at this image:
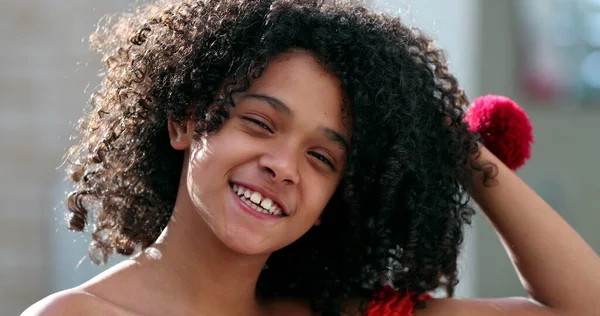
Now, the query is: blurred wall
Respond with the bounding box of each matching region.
[0,2,126,315]
[475,0,600,298]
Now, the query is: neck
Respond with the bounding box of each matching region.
[134,194,271,316]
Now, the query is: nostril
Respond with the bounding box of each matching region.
[264,166,276,178]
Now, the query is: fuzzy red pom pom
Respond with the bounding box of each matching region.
[366,286,432,316]
[465,95,533,170]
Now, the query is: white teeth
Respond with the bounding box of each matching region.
[232,184,284,216]
[260,198,273,210]
[250,192,262,204]
[244,199,268,214]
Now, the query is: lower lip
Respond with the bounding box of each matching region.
[230,186,283,221]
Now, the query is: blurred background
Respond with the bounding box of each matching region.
[1,0,599,314]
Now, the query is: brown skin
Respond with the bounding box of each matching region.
[24,51,600,316]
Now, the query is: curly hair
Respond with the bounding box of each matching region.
[65,0,484,314]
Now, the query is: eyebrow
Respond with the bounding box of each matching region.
[245,93,292,116]
[319,126,350,153]
[244,93,350,152]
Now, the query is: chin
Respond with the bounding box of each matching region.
[218,227,281,256]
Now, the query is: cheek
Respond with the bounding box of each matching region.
[186,130,238,182]
[186,141,217,211]
[185,131,252,207]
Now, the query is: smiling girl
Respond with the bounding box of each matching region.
[24,0,600,315]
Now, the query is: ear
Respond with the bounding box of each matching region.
[167,119,195,150]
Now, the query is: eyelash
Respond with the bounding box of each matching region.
[243,116,336,171]
[243,116,273,133]
[309,152,335,170]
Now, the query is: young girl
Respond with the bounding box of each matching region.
[24,0,600,315]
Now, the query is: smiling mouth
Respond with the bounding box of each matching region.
[230,183,286,217]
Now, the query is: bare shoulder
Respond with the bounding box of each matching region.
[21,288,134,316]
[21,289,101,316]
[412,297,561,316]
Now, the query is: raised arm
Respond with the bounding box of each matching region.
[418,145,600,316]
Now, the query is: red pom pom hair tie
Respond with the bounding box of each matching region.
[366,285,432,316]
[464,95,534,170]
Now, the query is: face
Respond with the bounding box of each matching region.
[171,50,350,255]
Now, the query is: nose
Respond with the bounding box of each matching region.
[258,146,300,185]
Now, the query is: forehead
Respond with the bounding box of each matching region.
[243,50,350,132]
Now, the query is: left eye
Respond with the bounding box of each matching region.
[309,152,335,170]
[243,117,273,133]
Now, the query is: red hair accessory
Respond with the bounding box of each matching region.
[366,285,432,316]
[464,95,534,170]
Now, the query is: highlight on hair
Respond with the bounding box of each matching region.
[64,0,487,314]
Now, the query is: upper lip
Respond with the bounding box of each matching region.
[231,181,290,216]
